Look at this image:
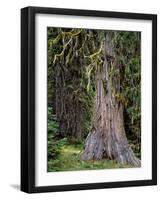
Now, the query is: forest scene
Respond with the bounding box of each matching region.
[47,27,141,172]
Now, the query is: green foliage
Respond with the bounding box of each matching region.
[48,107,67,159]
[48,107,59,134]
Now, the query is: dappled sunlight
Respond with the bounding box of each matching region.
[61,145,81,154]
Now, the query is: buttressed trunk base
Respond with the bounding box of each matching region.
[81,77,140,166]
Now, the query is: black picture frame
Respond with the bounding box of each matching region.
[21,6,157,193]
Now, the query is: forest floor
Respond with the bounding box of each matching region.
[48,143,132,172]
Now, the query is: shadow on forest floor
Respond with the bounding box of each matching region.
[48,143,133,172]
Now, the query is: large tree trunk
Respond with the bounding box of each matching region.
[81,33,140,166]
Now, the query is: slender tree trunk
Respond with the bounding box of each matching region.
[81,33,140,166]
[55,61,83,140]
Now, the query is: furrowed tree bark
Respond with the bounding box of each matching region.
[81,33,140,166]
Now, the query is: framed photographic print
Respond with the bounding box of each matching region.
[21,6,157,193]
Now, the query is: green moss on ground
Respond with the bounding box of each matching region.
[48,143,133,172]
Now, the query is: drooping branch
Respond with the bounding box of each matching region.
[84,41,103,59]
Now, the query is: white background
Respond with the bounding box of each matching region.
[36,14,152,186]
[0,0,160,199]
